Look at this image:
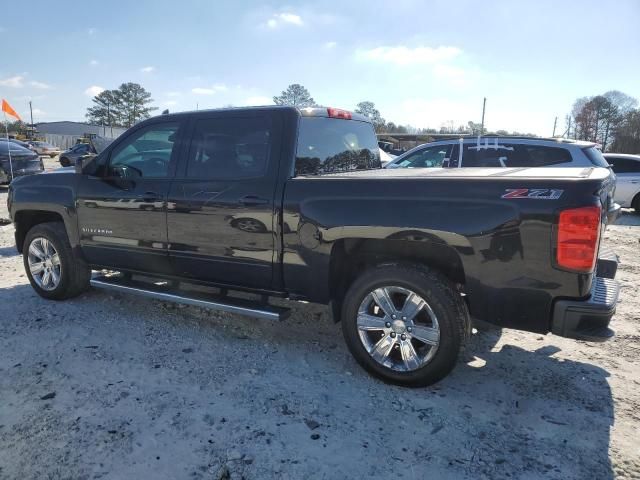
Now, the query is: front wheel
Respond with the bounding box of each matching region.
[59,157,70,167]
[341,264,470,387]
[23,222,90,300]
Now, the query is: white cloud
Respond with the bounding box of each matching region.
[191,84,228,95]
[164,100,178,107]
[0,75,24,88]
[89,59,99,66]
[243,96,273,106]
[356,45,462,66]
[392,98,477,130]
[140,66,155,73]
[29,80,52,89]
[324,41,337,49]
[265,12,303,29]
[84,85,105,97]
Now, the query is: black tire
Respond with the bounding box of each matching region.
[632,194,640,214]
[59,157,70,167]
[341,263,470,387]
[23,222,90,300]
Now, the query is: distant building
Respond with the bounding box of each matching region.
[35,121,126,138]
[35,121,126,150]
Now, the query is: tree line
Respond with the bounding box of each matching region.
[81,81,640,153]
[568,90,639,153]
[272,84,535,136]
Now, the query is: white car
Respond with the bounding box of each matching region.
[29,141,62,158]
[604,153,640,212]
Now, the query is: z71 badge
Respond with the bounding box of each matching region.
[501,188,563,200]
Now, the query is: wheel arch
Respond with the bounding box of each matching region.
[328,237,466,322]
[14,210,66,254]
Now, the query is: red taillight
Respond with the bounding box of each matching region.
[327,107,352,120]
[557,206,601,272]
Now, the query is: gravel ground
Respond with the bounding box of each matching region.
[0,159,639,479]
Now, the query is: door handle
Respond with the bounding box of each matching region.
[138,191,161,202]
[239,195,269,206]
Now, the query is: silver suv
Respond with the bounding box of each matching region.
[386,136,610,170]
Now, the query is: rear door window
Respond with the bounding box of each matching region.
[184,116,271,179]
[462,143,571,167]
[608,157,640,173]
[295,118,380,175]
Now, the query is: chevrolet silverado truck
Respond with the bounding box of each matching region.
[8,106,621,386]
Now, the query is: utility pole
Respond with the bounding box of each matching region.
[552,116,557,137]
[29,101,34,139]
[480,97,486,135]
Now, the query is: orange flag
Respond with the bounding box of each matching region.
[2,99,21,121]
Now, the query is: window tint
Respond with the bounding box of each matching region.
[75,144,89,153]
[109,122,179,178]
[394,145,451,168]
[185,117,270,179]
[462,143,571,167]
[608,157,640,173]
[295,118,380,175]
[584,147,610,168]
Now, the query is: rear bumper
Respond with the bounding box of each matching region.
[551,276,619,342]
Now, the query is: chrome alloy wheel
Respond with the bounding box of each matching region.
[27,237,62,291]
[357,286,440,372]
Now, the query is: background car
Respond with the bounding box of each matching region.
[58,137,114,167]
[0,140,44,184]
[58,142,93,167]
[604,153,640,212]
[385,136,610,170]
[29,141,61,158]
[7,138,36,151]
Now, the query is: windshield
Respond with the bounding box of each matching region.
[295,117,381,175]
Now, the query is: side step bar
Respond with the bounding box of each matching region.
[90,274,290,321]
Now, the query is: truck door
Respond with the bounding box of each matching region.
[76,120,185,274]
[166,111,282,290]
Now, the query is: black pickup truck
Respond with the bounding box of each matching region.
[8,106,621,386]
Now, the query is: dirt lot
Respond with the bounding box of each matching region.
[0,159,639,479]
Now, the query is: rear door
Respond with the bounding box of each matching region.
[167,110,283,289]
[76,119,185,274]
[608,156,640,207]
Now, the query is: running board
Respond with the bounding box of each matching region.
[90,274,289,321]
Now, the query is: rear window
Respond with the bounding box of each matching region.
[295,117,380,175]
[584,147,611,168]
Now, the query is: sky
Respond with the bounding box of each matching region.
[1,0,639,136]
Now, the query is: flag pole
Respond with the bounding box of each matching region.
[3,112,13,181]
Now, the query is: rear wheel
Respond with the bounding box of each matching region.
[341,264,470,387]
[59,157,70,167]
[23,222,90,300]
[632,193,640,214]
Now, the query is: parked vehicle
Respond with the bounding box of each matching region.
[603,153,640,212]
[7,138,36,151]
[8,106,621,386]
[0,140,44,184]
[379,148,396,166]
[386,136,611,170]
[29,141,61,158]
[58,137,113,167]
